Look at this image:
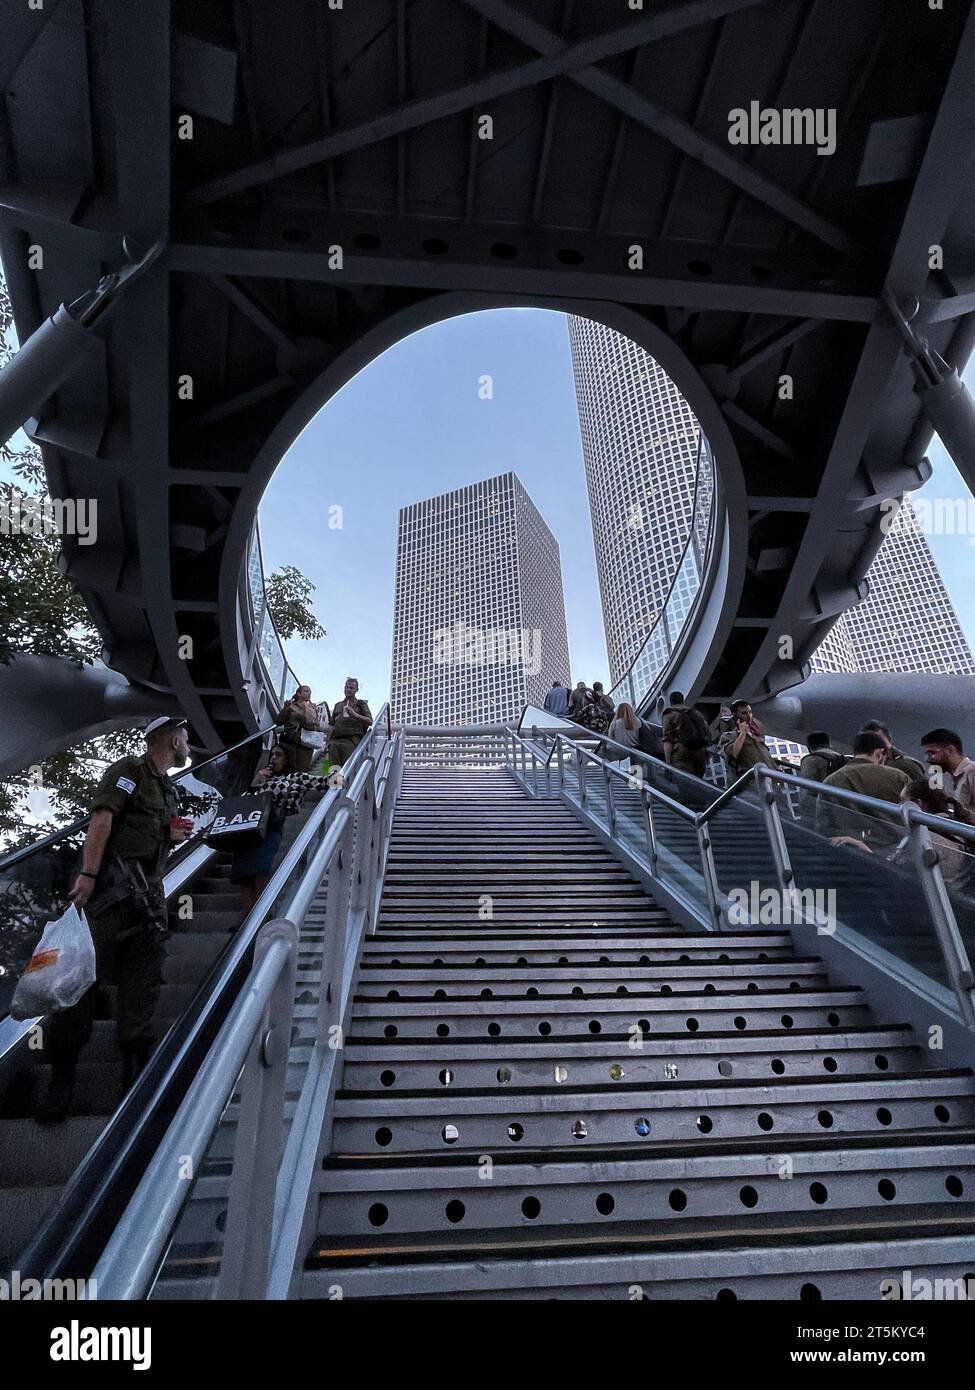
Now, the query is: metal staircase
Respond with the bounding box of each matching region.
[299,765,975,1300]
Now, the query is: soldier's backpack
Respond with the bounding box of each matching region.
[677,707,709,751]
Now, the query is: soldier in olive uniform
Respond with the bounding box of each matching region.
[37,717,193,1123]
[327,677,373,768]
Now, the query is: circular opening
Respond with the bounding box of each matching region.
[809,1182,828,1205]
[538,1021,552,1036]
[718,1059,733,1077]
[876,1106,892,1126]
[697,1114,713,1134]
[878,1178,896,1202]
[497,1066,512,1084]
[368,1202,389,1227]
[481,988,494,998]
[739,1185,759,1209]
[595,1192,615,1216]
[817,1110,834,1129]
[716,1288,738,1301]
[507,1122,524,1142]
[487,1022,501,1037]
[442,1124,460,1145]
[634,1117,651,1137]
[669,1188,687,1212]
[746,983,758,993]
[572,986,584,996]
[516,957,528,966]
[781,1014,794,1029]
[734,1016,747,1031]
[446,1199,466,1223]
[827,1012,840,1026]
[375,1127,393,1148]
[822,1056,837,1073]
[572,1120,589,1140]
[874,1054,890,1070]
[434,989,446,1000]
[554,1065,568,1083]
[384,1025,398,1039]
[387,990,400,1000]
[686,1018,699,1033]
[638,1019,650,1034]
[757,1112,774,1132]
[589,1020,602,1034]
[799,1283,822,1301]
[609,1064,625,1081]
[616,985,629,995]
[380,1069,396,1087]
[935,1104,951,1123]
[946,1174,964,1197]
[522,1195,541,1219]
[436,1024,450,1038]
[526,987,539,997]
[439,1068,454,1086]
[704,983,716,994]
[771,1058,785,1075]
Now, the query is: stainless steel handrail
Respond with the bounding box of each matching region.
[514,731,975,1027]
[90,715,402,1298]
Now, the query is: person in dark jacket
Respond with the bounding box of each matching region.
[278,684,324,772]
[798,731,846,823]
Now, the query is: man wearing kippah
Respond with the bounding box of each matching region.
[37,716,193,1123]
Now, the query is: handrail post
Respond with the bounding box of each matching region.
[577,745,587,808]
[907,812,975,1027]
[757,768,802,920]
[317,801,355,1046]
[696,820,723,930]
[556,736,565,791]
[217,919,298,1300]
[602,756,616,835]
[643,785,659,875]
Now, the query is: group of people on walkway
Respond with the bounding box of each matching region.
[230,677,374,909]
[276,677,373,773]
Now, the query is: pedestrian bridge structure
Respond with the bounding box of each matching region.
[3,0,975,757]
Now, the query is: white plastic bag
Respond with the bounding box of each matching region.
[10,904,97,1020]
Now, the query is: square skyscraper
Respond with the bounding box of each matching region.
[390,473,571,725]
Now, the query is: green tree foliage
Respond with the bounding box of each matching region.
[264,563,327,643]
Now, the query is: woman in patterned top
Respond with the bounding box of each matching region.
[230,743,318,910]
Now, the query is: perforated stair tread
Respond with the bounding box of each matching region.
[307,1203,975,1269]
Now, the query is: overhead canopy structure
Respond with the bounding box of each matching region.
[3,0,975,750]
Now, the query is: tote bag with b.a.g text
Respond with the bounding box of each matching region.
[204,793,271,850]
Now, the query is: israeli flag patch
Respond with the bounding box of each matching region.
[116,776,137,794]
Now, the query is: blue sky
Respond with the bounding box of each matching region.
[260,306,975,713]
[259,309,607,711]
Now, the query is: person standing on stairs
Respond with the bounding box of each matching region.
[36,716,194,1124]
[662,690,711,777]
[328,677,373,768]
